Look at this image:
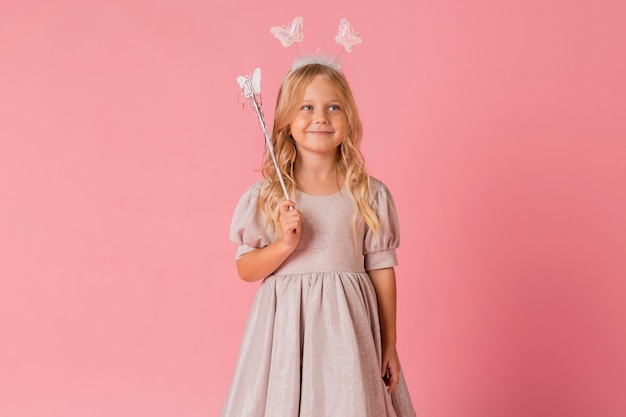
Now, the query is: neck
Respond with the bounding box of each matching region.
[294,154,343,195]
[295,155,337,179]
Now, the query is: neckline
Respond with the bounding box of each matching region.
[295,186,345,197]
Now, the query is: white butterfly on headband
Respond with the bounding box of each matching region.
[270,16,304,47]
[335,18,362,52]
[236,67,261,98]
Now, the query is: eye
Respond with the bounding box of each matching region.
[300,104,313,111]
[328,104,342,112]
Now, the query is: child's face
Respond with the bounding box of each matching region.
[290,75,347,159]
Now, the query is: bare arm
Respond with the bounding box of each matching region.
[368,266,400,393]
[236,200,303,282]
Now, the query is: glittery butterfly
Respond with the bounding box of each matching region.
[236,67,261,98]
[335,18,362,53]
[270,16,304,47]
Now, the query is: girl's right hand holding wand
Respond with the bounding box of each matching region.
[278,200,303,251]
[235,200,302,282]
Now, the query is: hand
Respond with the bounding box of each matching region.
[381,345,401,394]
[277,200,303,250]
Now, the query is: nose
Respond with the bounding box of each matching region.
[314,109,329,124]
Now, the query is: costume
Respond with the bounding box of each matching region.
[221,177,416,417]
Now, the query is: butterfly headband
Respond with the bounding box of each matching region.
[270,16,362,71]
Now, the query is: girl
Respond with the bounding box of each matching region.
[222,63,416,417]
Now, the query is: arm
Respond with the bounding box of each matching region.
[236,200,303,282]
[368,266,400,394]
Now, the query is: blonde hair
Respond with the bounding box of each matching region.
[258,63,380,238]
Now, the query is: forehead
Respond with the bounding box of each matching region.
[301,75,341,101]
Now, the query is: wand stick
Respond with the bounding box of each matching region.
[247,90,290,201]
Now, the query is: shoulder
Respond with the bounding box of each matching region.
[233,179,269,211]
[368,175,393,199]
[238,179,268,198]
[247,179,269,192]
[368,175,383,192]
[366,176,399,214]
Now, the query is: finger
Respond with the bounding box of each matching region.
[280,200,295,212]
[282,212,302,225]
[285,222,301,233]
[387,366,400,393]
[283,213,303,227]
[389,372,399,393]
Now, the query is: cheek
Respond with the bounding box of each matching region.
[290,117,306,132]
[336,118,348,134]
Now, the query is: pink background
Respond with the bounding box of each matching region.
[1,0,625,416]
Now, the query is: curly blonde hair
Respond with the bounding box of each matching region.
[259,63,380,238]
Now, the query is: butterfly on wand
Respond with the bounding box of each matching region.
[236,67,261,99]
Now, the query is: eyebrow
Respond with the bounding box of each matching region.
[301,99,342,103]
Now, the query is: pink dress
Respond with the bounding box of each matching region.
[221,177,416,417]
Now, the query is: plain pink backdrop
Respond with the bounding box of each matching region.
[1,0,625,416]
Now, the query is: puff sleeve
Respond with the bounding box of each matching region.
[229,181,274,260]
[363,180,401,271]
